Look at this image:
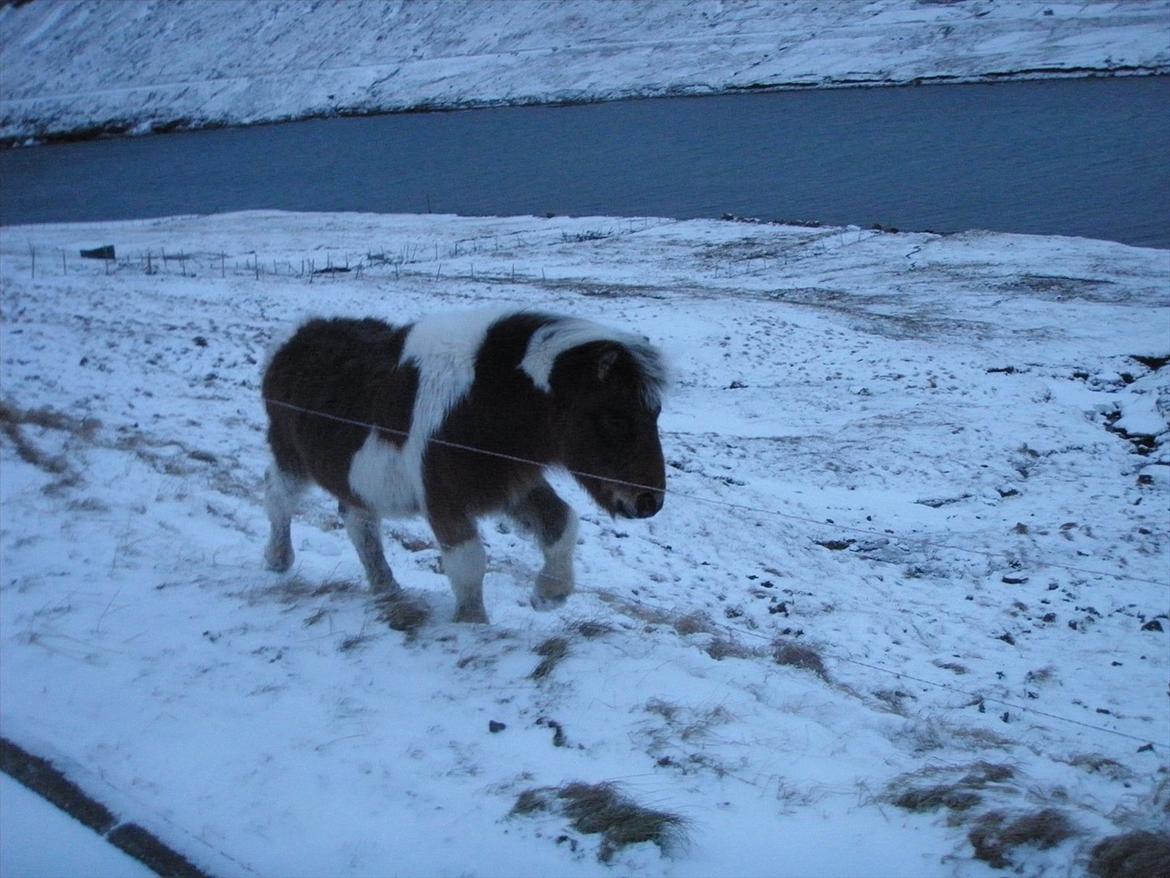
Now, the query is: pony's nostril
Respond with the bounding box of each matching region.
[635,491,663,518]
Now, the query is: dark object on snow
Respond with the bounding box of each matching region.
[107,823,207,878]
[80,245,115,260]
[511,780,686,862]
[262,310,667,624]
[531,636,570,679]
[0,737,210,877]
[772,639,830,681]
[0,737,115,833]
[968,808,1075,869]
[1089,830,1170,878]
[489,720,506,733]
[536,716,567,747]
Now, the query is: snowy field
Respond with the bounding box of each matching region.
[2,0,1168,144]
[0,210,1166,875]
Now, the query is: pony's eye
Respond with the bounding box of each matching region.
[597,411,632,444]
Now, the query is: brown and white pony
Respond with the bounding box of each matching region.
[262,310,667,623]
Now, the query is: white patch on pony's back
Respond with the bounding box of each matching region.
[520,317,668,407]
[399,309,507,489]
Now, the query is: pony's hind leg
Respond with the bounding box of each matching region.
[506,480,578,609]
[264,465,306,573]
[340,502,400,594]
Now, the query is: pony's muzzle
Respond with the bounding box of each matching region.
[634,490,664,518]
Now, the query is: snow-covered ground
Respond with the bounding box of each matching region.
[1,0,1168,144]
[1,210,1167,875]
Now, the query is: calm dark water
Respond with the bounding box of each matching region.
[2,76,1168,248]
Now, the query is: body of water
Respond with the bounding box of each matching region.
[2,76,1167,248]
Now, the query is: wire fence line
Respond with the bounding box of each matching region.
[261,396,1170,749]
[3,392,1161,753]
[584,587,1168,753]
[263,397,1167,588]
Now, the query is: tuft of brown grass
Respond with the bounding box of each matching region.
[1089,830,1170,878]
[512,781,687,862]
[959,762,1015,787]
[0,400,101,438]
[705,635,759,661]
[374,592,429,636]
[968,808,1075,869]
[888,761,1016,821]
[0,405,71,476]
[892,785,982,814]
[772,638,830,681]
[0,400,100,489]
[569,619,614,639]
[672,612,714,637]
[530,636,570,679]
[511,788,554,816]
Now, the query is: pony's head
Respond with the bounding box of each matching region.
[546,336,667,519]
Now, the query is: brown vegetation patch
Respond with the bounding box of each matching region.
[672,611,715,637]
[374,592,430,636]
[772,639,830,681]
[530,636,570,679]
[959,762,1015,787]
[0,400,101,438]
[511,781,686,862]
[1089,830,1170,878]
[968,808,1075,869]
[569,619,614,639]
[0,399,95,485]
[892,785,982,814]
[888,761,1017,823]
[705,635,759,661]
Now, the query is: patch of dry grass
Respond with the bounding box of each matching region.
[568,618,614,639]
[672,611,714,637]
[0,400,82,481]
[968,808,1075,868]
[772,638,830,681]
[892,785,982,814]
[887,761,1017,823]
[1089,830,1170,878]
[511,781,686,862]
[374,592,430,636]
[530,636,570,679]
[704,635,759,661]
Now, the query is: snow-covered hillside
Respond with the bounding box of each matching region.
[1,211,1167,875]
[1,0,1168,144]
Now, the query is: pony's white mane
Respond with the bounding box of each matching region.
[520,316,669,408]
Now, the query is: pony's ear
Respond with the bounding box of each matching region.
[549,342,626,399]
[597,347,621,383]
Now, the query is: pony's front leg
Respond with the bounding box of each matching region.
[430,512,488,623]
[506,480,579,610]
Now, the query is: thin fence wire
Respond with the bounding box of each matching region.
[588,588,1168,753]
[265,396,1169,750]
[264,397,1168,587]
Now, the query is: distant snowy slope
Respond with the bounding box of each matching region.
[1,0,1168,143]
